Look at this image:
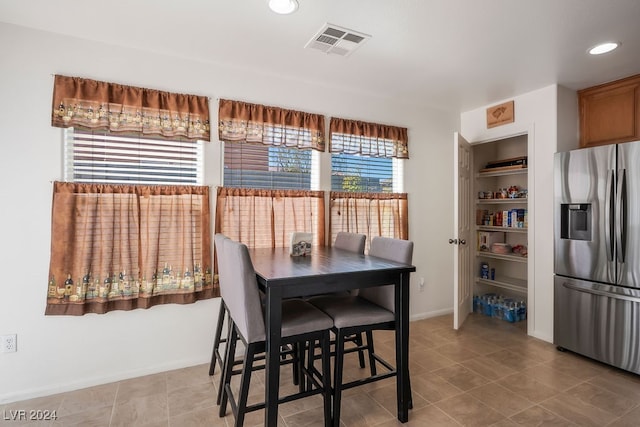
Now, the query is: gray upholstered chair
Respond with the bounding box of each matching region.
[310,236,414,427]
[332,232,368,367]
[334,231,366,254]
[210,234,233,404]
[217,237,334,427]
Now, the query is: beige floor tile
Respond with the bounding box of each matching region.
[167,381,216,418]
[51,405,113,426]
[367,381,430,415]
[168,405,228,427]
[564,382,637,417]
[115,372,167,403]
[607,405,640,427]
[281,404,328,427]
[460,356,517,380]
[374,404,461,426]
[166,363,212,392]
[587,369,640,402]
[509,405,574,426]
[433,364,490,392]
[336,393,395,427]
[433,342,482,364]
[110,393,168,427]
[410,373,463,404]
[496,373,559,403]
[410,348,457,373]
[539,392,617,427]
[467,383,535,417]
[483,349,537,373]
[435,393,506,426]
[519,364,583,392]
[57,382,118,417]
[540,352,609,381]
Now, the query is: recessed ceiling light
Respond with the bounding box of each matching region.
[268,0,298,14]
[588,42,619,55]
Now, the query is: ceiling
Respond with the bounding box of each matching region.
[2,0,640,113]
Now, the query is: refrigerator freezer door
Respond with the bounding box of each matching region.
[617,141,640,289]
[554,276,640,375]
[554,145,616,284]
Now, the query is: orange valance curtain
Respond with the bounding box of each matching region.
[329,191,408,248]
[51,75,211,141]
[215,187,325,248]
[46,181,215,316]
[330,117,409,159]
[218,99,325,151]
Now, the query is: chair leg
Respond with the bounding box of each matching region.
[365,330,377,376]
[296,342,307,392]
[235,343,257,427]
[332,331,346,427]
[217,320,236,408]
[320,333,332,427]
[209,300,228,376]
[355,333,366,369]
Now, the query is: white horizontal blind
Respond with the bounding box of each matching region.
[64,128,203,185]
[223,142,317,190]
[331,153,403,193]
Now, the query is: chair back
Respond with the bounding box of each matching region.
[359,237,414,313]
[214,233,229,298]
[219,238,266,343]
[333,232,366,254]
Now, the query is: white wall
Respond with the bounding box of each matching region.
[0,23,457,403]
[460,85,578,343]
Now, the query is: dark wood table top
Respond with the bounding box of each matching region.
[248,246,416,291]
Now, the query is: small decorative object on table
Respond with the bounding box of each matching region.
[290,232,312,257]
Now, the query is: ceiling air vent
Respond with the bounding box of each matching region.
[305,23,370,57]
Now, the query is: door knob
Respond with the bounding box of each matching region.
[459,239,466,245]
[448,238,458,244]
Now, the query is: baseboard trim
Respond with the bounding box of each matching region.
[0,356,209,404]
[410,307,453,322]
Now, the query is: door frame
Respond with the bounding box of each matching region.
[454,125,535,333]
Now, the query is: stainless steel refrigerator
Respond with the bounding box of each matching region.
[554,141,640,374]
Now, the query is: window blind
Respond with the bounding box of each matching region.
[64,129,203,185]
[223,142,317,190]
[331,153,403,193]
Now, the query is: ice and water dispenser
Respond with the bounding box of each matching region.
[560,204,592,241]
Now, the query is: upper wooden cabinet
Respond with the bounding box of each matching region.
[579,74,640,148]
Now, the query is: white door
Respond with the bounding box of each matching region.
[453,133,472,330]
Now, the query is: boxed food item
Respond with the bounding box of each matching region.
[478,231,504,251]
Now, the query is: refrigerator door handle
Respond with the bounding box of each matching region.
[605,169,614,262]
[563,281,640,304]
[616,168,627,264]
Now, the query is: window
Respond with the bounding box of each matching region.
[64,128,204,185]
[328,117,409,245]
[331,153,403,193]
[223,143,319,190]
[216,99,326,248]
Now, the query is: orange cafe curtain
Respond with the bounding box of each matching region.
[218,98,325,151]
[51,75,211,141]
[46,181,215,315]
[330,117,409,159]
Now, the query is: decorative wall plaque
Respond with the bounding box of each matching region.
[486,100,514,128]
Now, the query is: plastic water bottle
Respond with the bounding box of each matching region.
[518,301,527,322]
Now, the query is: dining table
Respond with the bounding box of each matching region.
[248,245,416,427]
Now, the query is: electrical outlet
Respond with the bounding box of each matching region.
[419,277,425,292]
[1,334,17,353]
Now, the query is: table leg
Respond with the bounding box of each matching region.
[265,288,283,427]
[396,271,410,422]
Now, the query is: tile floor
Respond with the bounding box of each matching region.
[2,313,640,426]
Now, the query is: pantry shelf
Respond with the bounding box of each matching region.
[476,276,527,294]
